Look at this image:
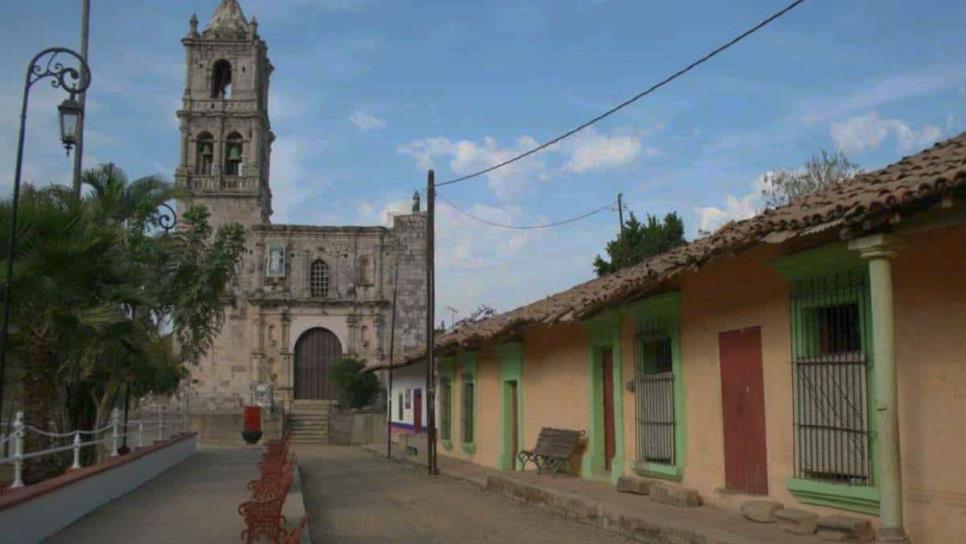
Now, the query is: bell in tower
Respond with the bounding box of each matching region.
[175,0,275,230]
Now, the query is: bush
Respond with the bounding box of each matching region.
[330,358,380,409]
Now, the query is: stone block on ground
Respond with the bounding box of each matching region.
[816,515,875,542]
[776,508,819,535]
[649,483,701,507]
[617,476,655,496]
[740,499,784,523]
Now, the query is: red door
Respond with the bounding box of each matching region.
[602,349,616,471]
[719,327,769,495]
[413,389,423,434]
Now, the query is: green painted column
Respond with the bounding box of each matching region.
[850,234,911,544]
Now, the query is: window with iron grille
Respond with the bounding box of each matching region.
[791,270,872,485]
[440,378,452,441]
[462,380,475,444]
[310,260,330,298]
[635,316,677,466]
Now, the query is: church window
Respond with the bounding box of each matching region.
[211,59,232,99]
[358,256,373,286]
[196,133,214,175]
[360,326,370,348]
[310,260,330,298]
[225,132,244,176]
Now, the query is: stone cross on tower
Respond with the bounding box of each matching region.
[175,0,275,230]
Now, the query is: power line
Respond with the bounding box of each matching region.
[438,194,617,230]
[437,0,808,188]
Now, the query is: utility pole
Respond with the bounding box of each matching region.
[425,170,438,476]
[617,193,627,266]
[386,243,400,459]
[72,0,91,197]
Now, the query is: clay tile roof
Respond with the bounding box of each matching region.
[373,132,966,371]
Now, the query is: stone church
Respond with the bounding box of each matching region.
[174,0,427,408]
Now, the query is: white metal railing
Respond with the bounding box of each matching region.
[0,407,188,489]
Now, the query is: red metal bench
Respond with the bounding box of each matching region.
[239,463,294,543]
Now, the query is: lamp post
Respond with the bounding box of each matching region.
[0,47,92,418]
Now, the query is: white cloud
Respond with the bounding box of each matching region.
[694,174,766,233]
[349,110,386,131]
[801,67,966,125]
[398,135,548,200]
[270,137,331,224]
[563,128,648,173]
[830,111,942,154]
[397,128,657,200]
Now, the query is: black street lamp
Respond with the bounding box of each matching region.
[0,48,92,418]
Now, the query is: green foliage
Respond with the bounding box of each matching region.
[593,212,686,276]
[330,358,380,409]
[0,163,245,436]
[761,150,862,209]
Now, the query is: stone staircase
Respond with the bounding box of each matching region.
[286,400,334,445]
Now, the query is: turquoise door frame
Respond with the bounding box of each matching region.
[583,311,625,485]
[498,343,524,471]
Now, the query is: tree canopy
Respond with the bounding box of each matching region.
[0,164,244,479]
[761,149,861,209]
[593,212,686,277]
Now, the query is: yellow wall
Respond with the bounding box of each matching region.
[892,224,966,543]
[437,222,966,544]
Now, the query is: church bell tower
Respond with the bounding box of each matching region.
[176,0,273,229]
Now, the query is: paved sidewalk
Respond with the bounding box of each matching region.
[298,445,638,544]
[48,447,262,544]
[361,443,794,544]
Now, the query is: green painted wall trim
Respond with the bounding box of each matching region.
[619,291,687,479]
[622,292,681,322]
[771,242,865,280]
[497,342,524,471]
[582,313,625,485]
[440,357,456,445]
[460,352,478,454]
[632,462,682,481]
[787,478,881,515]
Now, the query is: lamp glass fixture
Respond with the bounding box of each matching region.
[58,95,83,155]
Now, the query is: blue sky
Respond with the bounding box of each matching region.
[0,0,963,320]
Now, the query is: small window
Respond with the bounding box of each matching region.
[225,132,243,176]
[310,260,330,298]
[196,133,214,175]
[360,326,370,348]
[397,393,403,420]
[212,59,232,99]
[440,378,452,441]
[461,380,475,443]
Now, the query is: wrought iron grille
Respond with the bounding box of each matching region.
[310,260,330,298]
[790,270,872,485]
[635,317,676,465]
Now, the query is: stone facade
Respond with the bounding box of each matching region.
[174,1,426,406]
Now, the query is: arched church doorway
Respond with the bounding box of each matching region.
[294,328,343,400]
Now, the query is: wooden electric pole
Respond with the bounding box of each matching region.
[425,170,438,476]
[617,193,627,266]
[73,0,91,197]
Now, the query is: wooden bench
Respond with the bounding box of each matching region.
[517,427,585,475]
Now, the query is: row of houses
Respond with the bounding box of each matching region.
[376,133,966,544]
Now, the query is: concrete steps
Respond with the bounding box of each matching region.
[287,404,332,444]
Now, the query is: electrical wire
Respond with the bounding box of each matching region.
[436,0,808,188]
[438,194,617,230]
